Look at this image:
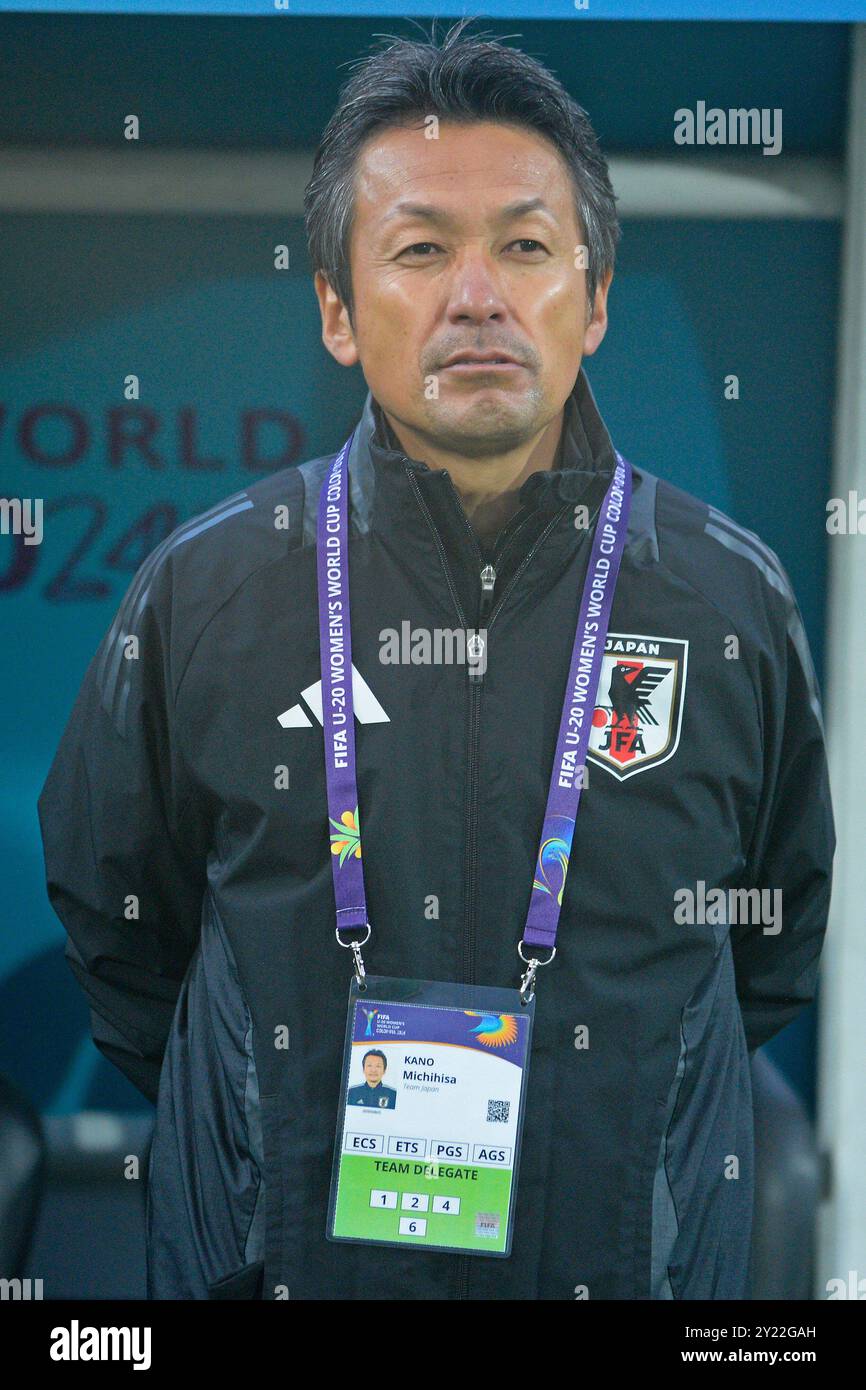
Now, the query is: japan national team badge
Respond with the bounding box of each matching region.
[586,632,688,781]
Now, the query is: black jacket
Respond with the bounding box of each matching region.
[37,366,835,1300]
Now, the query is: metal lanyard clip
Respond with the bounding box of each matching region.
[336,923,372,990]
[517,940,556,1005]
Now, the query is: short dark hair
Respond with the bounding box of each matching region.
[304,18,620,329]
[362,1049,387,1071]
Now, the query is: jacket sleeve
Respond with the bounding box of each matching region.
[732,583,836,1054]
[37,547,211,1104]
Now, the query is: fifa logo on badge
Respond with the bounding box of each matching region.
[587,633,688,781]
[362,1008,379,1037]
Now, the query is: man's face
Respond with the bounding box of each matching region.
[316,120,611,459]
[363,1055,385,1086]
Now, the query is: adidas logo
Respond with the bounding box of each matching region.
[278,664,390,728]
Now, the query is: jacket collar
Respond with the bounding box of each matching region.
[329,366,624,625]
[346,363,618,524]
[346,358,622,542]
[301,364,660,568]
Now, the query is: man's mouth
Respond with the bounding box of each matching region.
[440,351,524,372]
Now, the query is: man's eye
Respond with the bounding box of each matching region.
[398,239,547,258]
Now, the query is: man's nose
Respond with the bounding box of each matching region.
[444,248,509,325]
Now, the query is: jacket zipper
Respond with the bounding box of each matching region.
[462,507,570,1301]
[406,463,572,1301]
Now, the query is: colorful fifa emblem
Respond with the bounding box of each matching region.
[587,633,689,781]
[464,1012,520,1048]
[532,819,572,907]
[330,806,361,863]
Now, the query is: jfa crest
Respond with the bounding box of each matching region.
[587,632,688,781]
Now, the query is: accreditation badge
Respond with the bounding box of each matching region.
[327,976,534,1257]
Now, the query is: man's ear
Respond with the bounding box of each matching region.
[582,267,613,358]
[314,271,359,367]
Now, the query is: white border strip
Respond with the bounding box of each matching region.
[817,23,866,1300]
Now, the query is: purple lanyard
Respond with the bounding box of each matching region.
[317,431,632,996]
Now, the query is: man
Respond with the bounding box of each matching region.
[38,22,834,1300]
[347,1051,397,1109]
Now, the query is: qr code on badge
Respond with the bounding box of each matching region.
[487,1099,510,1123]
